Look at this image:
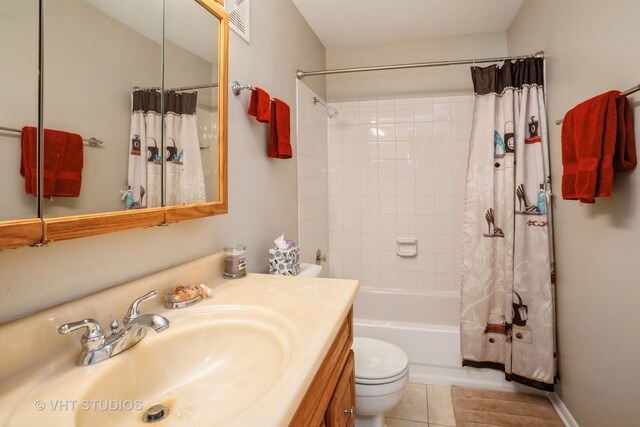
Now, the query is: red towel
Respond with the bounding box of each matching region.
[561,91,619,203]
[20,126,84,197]
[248,87,271,123]
[614,96,637,171]
[268,98,292,159]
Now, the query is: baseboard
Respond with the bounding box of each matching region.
[548,392,580,427]
[408,363,547,396]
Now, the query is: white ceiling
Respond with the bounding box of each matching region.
[291,0,524,48]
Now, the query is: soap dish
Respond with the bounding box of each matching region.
[164,285,203,309]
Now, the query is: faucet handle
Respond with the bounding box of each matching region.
[58,318,104,339]
[124,290,158,324]
[58,319,106,353]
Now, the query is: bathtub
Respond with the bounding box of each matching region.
[353,288,542,394]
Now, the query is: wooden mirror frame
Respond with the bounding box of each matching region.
[0,0,228,250]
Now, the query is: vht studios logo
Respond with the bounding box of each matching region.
[34,399,144,412]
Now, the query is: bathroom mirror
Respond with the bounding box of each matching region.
[0,0,43,247]
[0,0,228,248]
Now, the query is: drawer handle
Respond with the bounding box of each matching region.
[344,407,354,416]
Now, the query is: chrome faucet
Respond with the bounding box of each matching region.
[58,290,169,366]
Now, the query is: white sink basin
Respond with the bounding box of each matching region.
[4,306,293,427]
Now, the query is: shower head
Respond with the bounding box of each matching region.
[314,96,339,118]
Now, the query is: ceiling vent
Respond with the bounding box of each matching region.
[226,0,250,43]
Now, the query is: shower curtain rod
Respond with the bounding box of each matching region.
[296,51,545,79]
[0,126,103,146]
[133,83,219,92]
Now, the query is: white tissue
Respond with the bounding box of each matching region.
[274,234,288,250]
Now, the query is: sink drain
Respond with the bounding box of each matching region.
[142,404,170,423]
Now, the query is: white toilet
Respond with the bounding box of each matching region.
[296,262,410,427]
[352,337,409,427]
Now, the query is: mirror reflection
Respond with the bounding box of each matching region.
[0,0,39,221]
[41,0,220,219]
[163,0,220,204]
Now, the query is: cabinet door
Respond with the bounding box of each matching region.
[325,350,355,427]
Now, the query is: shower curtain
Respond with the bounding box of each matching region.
[164,91,206,206]
[460,57,556,391]
[127,90,162,209]
[127,90,206,209]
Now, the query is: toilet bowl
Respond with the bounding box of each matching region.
[294,261,409,426]
[352,337,409,427]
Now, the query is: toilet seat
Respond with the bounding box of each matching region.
[352,337,409,385]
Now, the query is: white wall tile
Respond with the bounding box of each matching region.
[416,271,437,291]
[397,178,416,197]
[378,141,396,160]
[396,123,415,141]
[396,215,416,234]
[359,106,377,124]
[360,268,380,288]
[414,101,434,122]
[379,215,397,233]
[396,103,414,123]
[433,102,452,122]
[377,104,396,123]
[397,270,417,291]
[379,269,398,288]
[342,125,359,142]
[361,232,379,250]
[415,178,434,197]
[396,142,414,160]
[415,140,434,159]
[379,251,398,270]
[397,197,416,215]
[343,215,361,232]
[377,124,396,141]
[415,122,434,139]
[378,178,397,196]
[435,197,455,216]
[396,160,415,178]
[433,122,452,140]
[327,94,470,295]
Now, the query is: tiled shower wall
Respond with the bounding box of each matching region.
[328,96,473,293]
[296,81,329,276]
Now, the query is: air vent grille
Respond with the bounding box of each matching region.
[227,0,250,43]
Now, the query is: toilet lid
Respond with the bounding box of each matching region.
[352,337,409,381]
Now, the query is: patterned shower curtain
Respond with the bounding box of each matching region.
[164,91,206,206]
[127,90,162,209]
[126,90,206,209]
[460,57,556,391]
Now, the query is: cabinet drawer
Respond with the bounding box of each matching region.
[325,350,355,427]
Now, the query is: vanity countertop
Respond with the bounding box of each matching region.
[0,252,359,426]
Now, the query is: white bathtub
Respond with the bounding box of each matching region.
[353,289,542,394]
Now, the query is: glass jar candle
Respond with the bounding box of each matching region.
[223,245,246,278]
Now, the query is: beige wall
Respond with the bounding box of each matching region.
[0,0,326,323]
[325,32,507,102]
[508,1,640,426]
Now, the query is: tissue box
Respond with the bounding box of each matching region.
[269,247,300,276]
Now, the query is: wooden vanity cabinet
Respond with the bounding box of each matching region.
[289,309,355,427]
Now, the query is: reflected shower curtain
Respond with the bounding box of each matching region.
[126,90,205,209]
[460,57,556,391]
[127,90,162,209]
[164,91,206,206]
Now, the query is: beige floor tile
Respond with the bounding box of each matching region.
[384,417,428,427]
[427,384,456,426]
[385,383,428,422]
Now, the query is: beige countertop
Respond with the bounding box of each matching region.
[0,252,359,426]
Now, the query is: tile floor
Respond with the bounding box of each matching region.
[384,383,456,427]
